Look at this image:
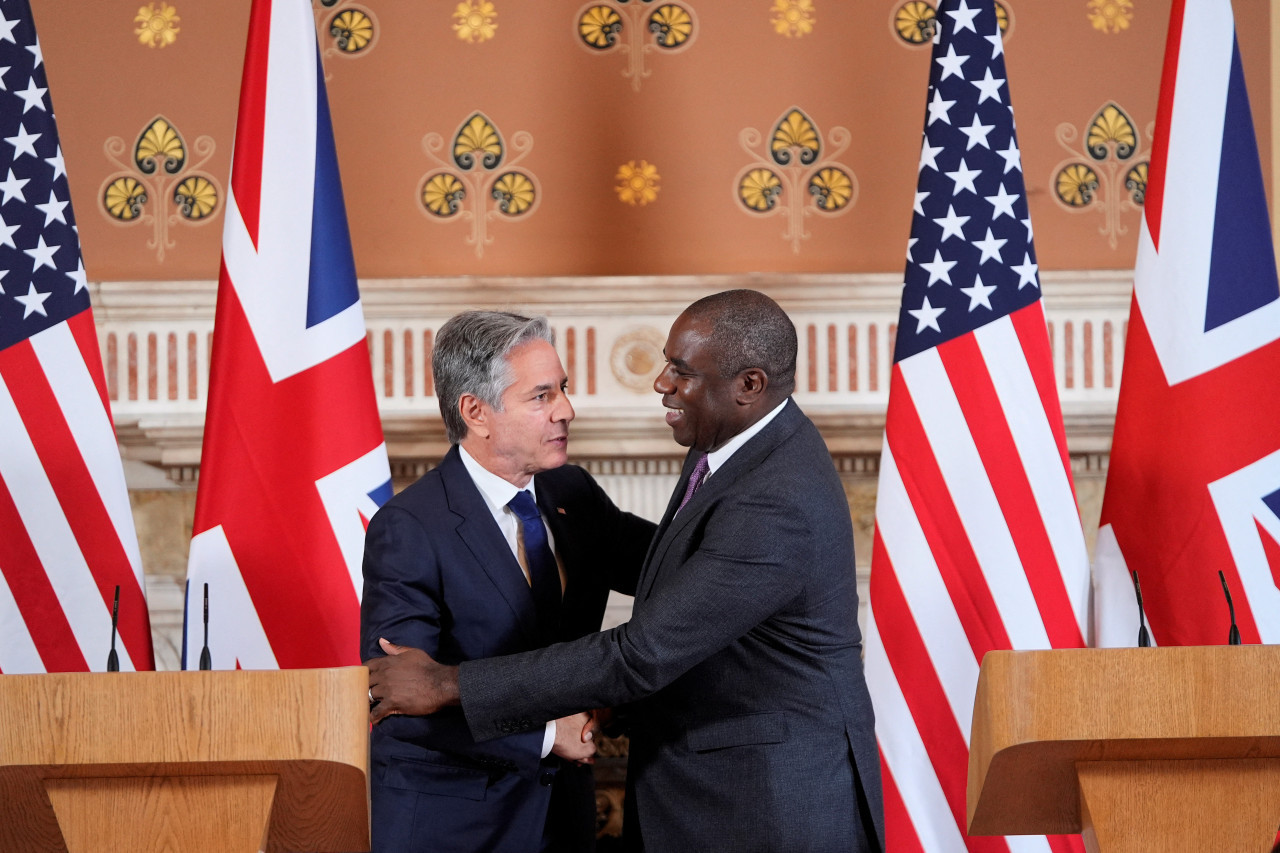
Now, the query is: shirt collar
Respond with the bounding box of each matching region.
[705,397,789,475]
[458,444,537,514]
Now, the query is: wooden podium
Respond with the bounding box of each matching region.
[968,647,1280,853]
[0,667,370,853]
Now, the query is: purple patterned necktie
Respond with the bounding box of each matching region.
[676,453,710,513]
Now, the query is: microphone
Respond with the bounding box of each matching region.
[1130,570,1150,647]
[198,582,212,670]
[106,585,120,672]
[1218,570,1241,645]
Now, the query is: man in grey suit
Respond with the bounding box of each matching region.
[369,290,885,852]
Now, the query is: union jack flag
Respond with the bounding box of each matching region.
[183,0,390,670]
[1094,0,1280,647]
[863,1,1089,850]
[0,0,154,673]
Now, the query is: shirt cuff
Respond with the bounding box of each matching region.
[541,720,556,758]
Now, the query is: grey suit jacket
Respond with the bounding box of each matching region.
[460,400,885,852]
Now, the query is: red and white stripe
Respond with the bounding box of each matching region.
[0,309,153,673]
[866,303,1089,852]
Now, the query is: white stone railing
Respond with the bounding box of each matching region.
[94,271,1131,444]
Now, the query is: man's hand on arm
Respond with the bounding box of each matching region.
[550,710,599,765]
[366,638,461,724]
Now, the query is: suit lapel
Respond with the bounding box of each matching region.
[638,400,806,600]
[439,448,541,644]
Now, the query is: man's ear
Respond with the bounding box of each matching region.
[736,368,769,405]
[458,393,490,439]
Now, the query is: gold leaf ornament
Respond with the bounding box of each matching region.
[491,172,535,216]
[331,9,374,52]
[578,5,622,50]
[136,118,185,175]
[173,176,218,219]
[1055,163,1099,207]
[894,2,936,44]
[739,168,782,211]
[1086,104,1137,160]
[771,109,820,165]
[422,173,466,217]
[809,167,853,211]
[453,114,503,170]
[105,177,147,220]
[648,4,693,48]
[1125,162,1148,204]
[771,0,815,38]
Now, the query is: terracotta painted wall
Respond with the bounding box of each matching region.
[34,0,1273,280]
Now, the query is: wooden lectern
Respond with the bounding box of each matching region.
[968,647,1280,853]
[0,667,370,853]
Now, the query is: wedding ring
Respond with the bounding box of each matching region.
[368,688,375,705]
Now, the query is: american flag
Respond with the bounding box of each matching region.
[1094,0,1280,647]
[183,0,390,670]
[862,1,1089,850]
[0,0,154,673]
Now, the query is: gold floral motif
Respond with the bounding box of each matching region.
[1086,103,1137,160]
[103,117,217,260]
[453,1,497,43]
[136,117,185,175]
[578,5,622,49]
[104,177,147,220]
[492,171,535,215]
[809,167,853,211]
[771,0,815,38]
[1056,163,1099,207]
[453,114,503,170]
[1125,162,1148,204]
[649,4,692,47]
[420,114,536,256]
[996,1,1009,32]
[134,3,179,49]
[1087,0,1133,34]
[331,9,373,52]
[615,160,660,206]
[771,109,820,165]
[173,176,217,219]
[422,173,466,217]
[739,168,782,211]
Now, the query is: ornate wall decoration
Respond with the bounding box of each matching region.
[610,326,667,391]
[314,0,377,68]
[615,160,660,206]
[419,113,538,258]
[453,1,498,42]
[892,1,1009,46]
[734,108,857,253]
[1051,102,1149,249]
[1086,0,1134,34]
[575,1,697,92]
[771,0,816,38]
[134,3,180,49]
[100,117,219,262]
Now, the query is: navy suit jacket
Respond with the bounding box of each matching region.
[458,401,885,852]
[361,446,655,853]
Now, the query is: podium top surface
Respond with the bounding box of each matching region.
[967,646,1280,836]
[0,667,370,770]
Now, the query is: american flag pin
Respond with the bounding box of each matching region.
[557,507,566,515]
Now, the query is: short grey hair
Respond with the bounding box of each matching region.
[433,310,555,445]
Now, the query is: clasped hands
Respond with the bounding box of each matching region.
[366,638,600,763]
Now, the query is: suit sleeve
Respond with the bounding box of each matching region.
[361,503,545,772]
[459,486,810,742]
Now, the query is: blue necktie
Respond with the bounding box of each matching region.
[507,490,561,639]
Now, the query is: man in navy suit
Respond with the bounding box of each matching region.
[361,310,656,853]
[369,291,885,852]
